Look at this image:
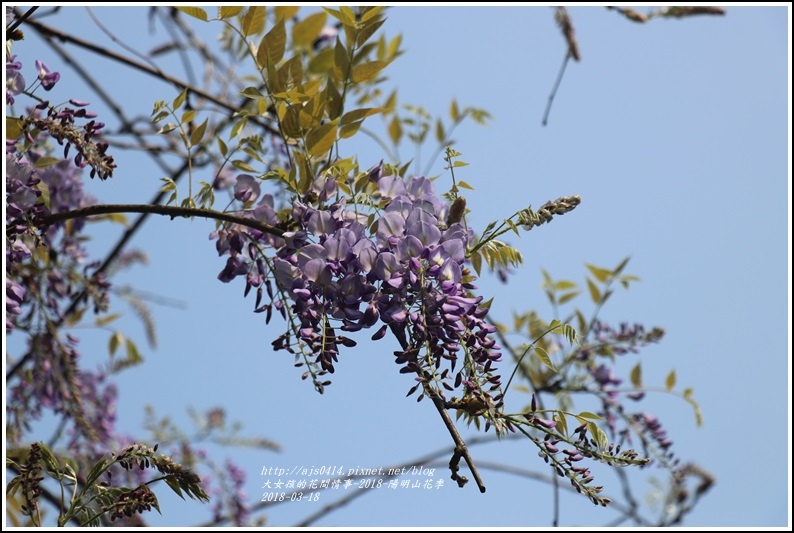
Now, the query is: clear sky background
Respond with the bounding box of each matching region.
[4,5,791,528]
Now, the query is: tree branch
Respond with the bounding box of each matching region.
[30,203,285,238]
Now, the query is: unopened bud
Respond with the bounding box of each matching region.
[446,196,467,225]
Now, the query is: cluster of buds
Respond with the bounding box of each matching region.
[519,195,581,230]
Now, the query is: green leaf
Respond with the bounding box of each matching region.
[176,7,207,21]
[452,160,469,168]
[180,109,196,124]
[231,160,257,172]
[333,37,349,79]
[241,6,266,37]
[109,331,123,356]
[630,362,642,388]
[33,155,61,168]
[218,6,243,19]
[588,422,609,450]
[387,115,402,145]
[613,256,631,276]
[323,6,356,26]
[554,412,568,436]
[240,86,265,99]
[293,11,327,48]
[38,442,60,475]
[340,107,384,125]
[557,291,580,305]
[450,99,460,122]
[217,136,228,157]
[173,88,188,110]
[457,180,475,190]
[585,263,612,283]
[274,6,299,21]
[158,123,177,134]
[305,120,338,158]
[470,250,482,276]
[534,346,557,373]
[151,110,169,123]
[665,369,676,391]
[125,338,142,365]
[586,277,601,303]
[360,6,385,23]
[95,313,121,327]
[164,475,185,500]
[259,18,286,65]
[576,411,604,421]
[190,118,208,145]
[351,60,390,83]
[6,116,23,139]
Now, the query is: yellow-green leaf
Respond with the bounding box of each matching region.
[241,86,265,99]
[274,6,299,21]
[96,313,122,327]
[305,120,338,158]
[33,155,61,168]
[217,136,228,157]
[340,107,384,125]
[360,6,385,23]
[630,362,642,388]
[458,180,475,190]
[665,369,676,391]
[176,7,207,21]
[351,60,390,83]
[231,160,257,172]
[339,121,364,139]
[181,109,196,124]
[450,99,460,122]
[387,115,402,144]
[5,117,23,139]
[588,422,609,450]
[259,18,286,65]
[190,118,208,145]
[557,291,580,305]
[219,6,243,19]
[293,12,327,48]
[109,331,123,356]
[577,411,604,421]
[241,6,266,37]
[173,88,188,109]
[470,250,482,276]
[586,277,601,303]
[323,7,356,26]
[534,346,557,373]
[585,263,612,283]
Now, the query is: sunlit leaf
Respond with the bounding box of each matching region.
[274,6,299,20]
[259,18,286,65]
[5,117,23,139]
[241,6,266,37]
[577,411,604,421]
[558,291,580,305]
[190,118,208,145]
[218,6,243,19]
[306,120,338,158]
[388,115,402,145]
[33,155,61,168]
[293,12,328,48]
[586,277,601,303]
[470,250,482,276]
[351,60,390,83]
[173,88,188,109]
[534,346,557,373]
[450,99,460,122]
[585,263,612,283]
[176,7,207,21]
[630,362,642,388]
[665,369,676,391]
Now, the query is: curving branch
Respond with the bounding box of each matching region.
[30,203,285,238]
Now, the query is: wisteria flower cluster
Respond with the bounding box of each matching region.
[212,168,505,422]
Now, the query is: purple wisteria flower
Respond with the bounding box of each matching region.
[213,166,504,412]
[35,59,60,91]
[6,55,24,104]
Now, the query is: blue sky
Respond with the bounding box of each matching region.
[4,5,791,528]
